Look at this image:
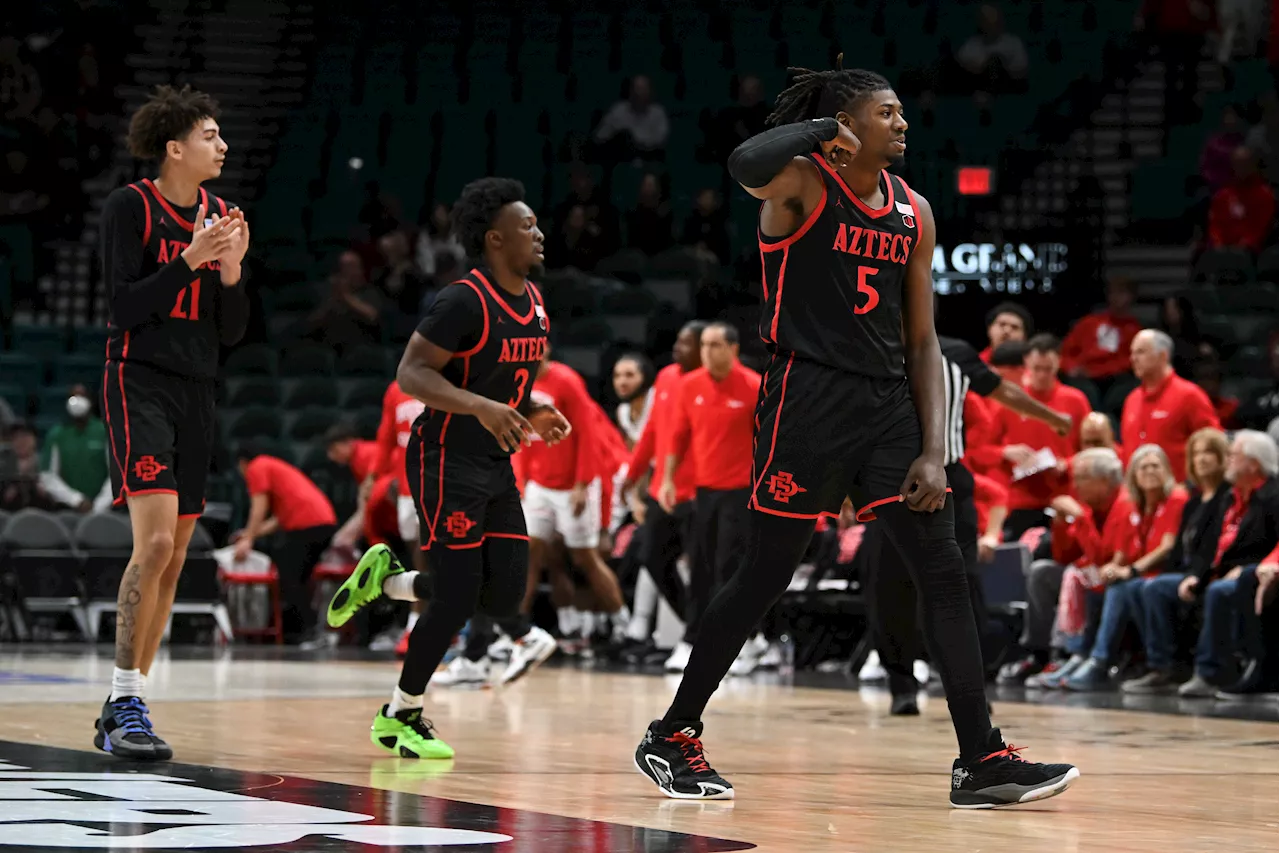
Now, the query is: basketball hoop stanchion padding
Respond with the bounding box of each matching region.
[855,487,954,522]
[218,562,284,644]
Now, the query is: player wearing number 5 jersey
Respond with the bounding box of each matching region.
[95,85,249,761]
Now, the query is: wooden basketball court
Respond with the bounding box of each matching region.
[0,648,1275,852]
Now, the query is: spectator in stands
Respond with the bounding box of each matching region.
[1236,331,1279,430]
[1079,412,1121,453]
[626,173,674,256]
[374,230,429,341]
[990,335,1092,539]
[972,468,1009,563]
[1063,445,1190,690]
[1136,0,1216,123]
[1157,294,1207,377]
[1121,329,1220,478]
[415,202,466,284]
[552,166,621,258]
[41,384,107,512]
[1165,430,1278,697]
[706,74,770,165]
[1124,428,1231,693]
[680,188,731,266]
[613,352,656,451]
[1200,104,1248,193]
[0,36,42,121]
[980,302,1033,362]
[1015,448,1129,688]
[325,423,379,549]
[234,442,339,646]
[1192,355,1241,427]
[955,3,1029,96]
[963,341,1032,485]
[545,205,606,272]
[1245,91,1277,185]
[1220,541,1279,695]
[0,422,61,511]
[305,250,383,348]
[357,180,400,240]
[1060,276,1142,396]
[1206,146,1276,254]
[593,74,669,163]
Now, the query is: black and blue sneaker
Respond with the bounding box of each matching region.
[93,696,172,761]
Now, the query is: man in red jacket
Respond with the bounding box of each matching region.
[1207,146,1276,254]
[1121,329,1220,477]
[661,322,761,660]
[1060,276,1143,393]
[987,334,1093,539]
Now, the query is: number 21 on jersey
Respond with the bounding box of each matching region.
[170,278,201,321]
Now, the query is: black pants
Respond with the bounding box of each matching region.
[641,496,693,621]
[685,487,750,644]
[274,524,337,640]
[1004,508,1051,543]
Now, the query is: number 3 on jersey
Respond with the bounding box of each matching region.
[170,278,201,321]
[508,368,529,407]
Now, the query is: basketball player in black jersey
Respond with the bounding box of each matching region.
[325,178,569,758]
[95,85,249,760]
[634,64,1079,808]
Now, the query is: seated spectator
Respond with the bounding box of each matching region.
[964,341,1033,485]
[233,442,339,646]
[1191,355,1240,427]
[0,422,78,511]
[990,335,1093,539]
[552,166,621,257]
[1165,430,1279,698]
[1220,542,1279,695]
[1121,329,1220,478]
[707,74,769,165]
[1122,427,1231,693]
[1079,412,1121,454]
[325,424,400,553]
[1199,104,1247,193]
[374,230,430,340]
[680,188,731,265]
[1157,295,1207,377]
[979,302,1033,363]
[1016,448,1130,688]
[415,202,466,283]
[42,384,109,512]
[955,3,1029,95]
[626,173,674,256]
[1206,146,1276,254]
[1063,445,1190,690]
[971,468,1009,563]
[1236,332,1279,430]
[545,205,606,272]
[305,251,383,348]
[1059,276,1142,393]
[593,74,669,163]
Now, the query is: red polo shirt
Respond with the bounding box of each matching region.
[1213,483,1254,569]
[1051,487,1132,568]
[375,381,426,497]
[670,362,761,491]
[987,380,1093,511]
[518,361,597,491]
[244,455,338,532]
[628,363,698,505]
[1116,485,1190,574]
[1060,311,1143,379]
[1120,371,1220,479]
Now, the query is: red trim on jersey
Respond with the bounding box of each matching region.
[142,179,196,232]
[856,488,953,522]
[748,352,794,503]
[485,532,530,541]
[453,279,490,358]
[102,365,125,494]
[416,433,430,544]
[127,184,153,246]
[758,183,828,253]
[119,334,132,497]
[898,176,923,256]
[215,195,227,217]
[437,358,469,445]
[426,446,447,548]
[759,251,768,301]
[444,540,484,550]
[473,270,536,325]
[128,488,179,499]
[752,503,839,521]
[767,248,790,343]
[811,154,895,218]
[178,510,204,519]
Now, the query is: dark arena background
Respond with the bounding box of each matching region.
[0,1,1276,851]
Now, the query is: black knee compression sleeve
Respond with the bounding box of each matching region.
[399,547,483,694]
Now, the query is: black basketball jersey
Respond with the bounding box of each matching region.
[102,179,244,381]
[758,154,922,379]
[414,267,550,458]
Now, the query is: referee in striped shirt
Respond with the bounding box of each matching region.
[865,334,1073,714]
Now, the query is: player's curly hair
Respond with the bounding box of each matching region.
[451,177,527,259]
[767,55,891,127]
[127,84,220,160]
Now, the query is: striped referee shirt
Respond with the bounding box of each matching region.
[938,335,1003,467]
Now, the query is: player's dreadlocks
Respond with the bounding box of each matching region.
[451,177,526,259]
[127,84,220,160]
[766,55,891,127]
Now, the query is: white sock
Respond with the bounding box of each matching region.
[557,607,580,636]
[110,668,144,701]
[383,572,419,602]
[387,686,423,716]
[611,606,632,640]
[405,610,420,631]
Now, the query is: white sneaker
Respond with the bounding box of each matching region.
[500,626,557,685]
[487,635,514,663]
[859,650,886,682]
[913,660,931,685]
[757,641,783,670]
[729,634,769,676]
[664,641,692,673]
[433,655,491,688]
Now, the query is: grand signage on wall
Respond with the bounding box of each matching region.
[931,242,1068,295]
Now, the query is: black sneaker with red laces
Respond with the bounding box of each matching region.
[950,728,1079,809]
[634,720,734,800]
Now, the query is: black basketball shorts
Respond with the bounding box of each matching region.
[749,354,923,520]
[102,361,215,517]
[407,431,527,553]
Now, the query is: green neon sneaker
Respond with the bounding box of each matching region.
[327,543,405,628]
[370,705,455,759]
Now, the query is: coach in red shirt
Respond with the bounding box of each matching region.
[987,334,1093,539]
[1121,329,1220,478]
[1060,276,1143,387]
[235,442,338,644]
[663,321,760,647]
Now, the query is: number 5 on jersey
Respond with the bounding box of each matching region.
[170,278,201,321]
[855,266,880,315]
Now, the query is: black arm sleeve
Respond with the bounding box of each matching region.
[726,117,838,189]
[939,336,1002,396]
[101,188,194,329]
[217,272,250,346]
[415,283,484,353]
